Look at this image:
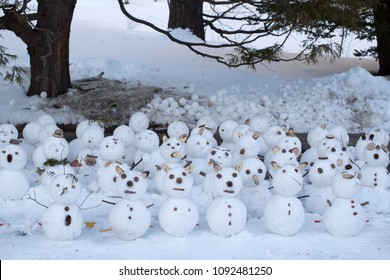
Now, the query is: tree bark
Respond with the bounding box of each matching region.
[168,0,205,40]
[375,0,390,76]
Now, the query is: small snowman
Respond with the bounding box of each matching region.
[108,167,151,240]
[237,158,271,218]
[265,146,300,178]
[231,124,254,144]
[323,172,368,237]
[129,111,149,134]
[185,133,212,186]
[96,136,128,195]
[38,130,75,187]
[300,123,329,169]
[218,120,239,151]
[245,115,269,156]
[113,125,136,166]
[232,131,261,164]
[0,140,30,200]
[41,173,84,240]
[367,127,389,146]
[317,135,341,158]
[133,129,160,172]
[304,157,336,215]
[0,123,19,148]
[358,142,390,213]
[158,164,199,237]
[206,164,247,237]
[262,125,286,150]
[263,161,307,236]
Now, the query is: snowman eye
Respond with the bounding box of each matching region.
[121,174,127,179]
[258,169,263,173]
[282,170,286,173]
[225,152,229,157]
[211,150,216,155]
[282,149,286,153]
[294,169,299,173]
[56,184,60,187]
[331,164,336,169]
[331,148,336,152]
[2,151,5,154]
[167,143,171,146]
[169,174,175,179]
[176,143,180,146]
[221,129,225,132]
[106,145,109,148]
[216,173,222,179]
[134,177,139,182]
[182,172,187,176]
[206,142,209,145]
[71,185,76,189]
[232,173,237,177]
[318,168,323,174]
[246,170,251,174]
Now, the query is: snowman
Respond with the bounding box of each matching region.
[231,124,254,144]
[206,164,247,237]
[237,158,271,218]
[265,146,300,178]
[317,135,342,158]
[300,123,329,170]
[276,127,302,156]
[133,129,160,172]
[108,166,151,240]
[358,142,390,213]
[190,125,218,147]
[367,127,389,146]
[158,164,199,237]
[262,125,286,151]
[41,173,85,240]
[129,111,149,134]
[113,125,136,166]
[96,136,128,196]
[245,115,270,156]
[324,146,355,173]
[37,129,75,187]
[185,133,212,186]
[323,172,368,237]
[263,161,307,236]
[0,140,30,200]
[304,157,336,215]
[196,116,218,136]
[218,120,239,151]
[231,131,261,164]
[330,125,350,148]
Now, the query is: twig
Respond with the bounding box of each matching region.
[27,191,48,208]
[102,200,116,205]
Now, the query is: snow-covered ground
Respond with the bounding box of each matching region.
[1,0,390,269]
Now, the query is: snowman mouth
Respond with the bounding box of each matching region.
[173,188,185,191]
[124,190,136,194]
[224,190,235,194]
[7,154,13,163]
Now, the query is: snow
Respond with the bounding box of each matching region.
[1,0,390,265]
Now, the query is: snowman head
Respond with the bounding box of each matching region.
[307,123,328,148]
[246,115,269,133]
[42,130,70,161]
[114,166,148,200]
[317,135,341,157]
[0,124,18,147]
[36,114,56,126]
[81,126,104,149]
[232,124,254,143]
[162,164,194,198]
[331,172,362,199]
[134,130,160,153]
[364,142,389,167]
[0,140,28,170]
[49,173,82,204]
[218,120,239,143]
[190,125,216,146]
[22,122,42,145]
[186,134,212,158]
[160,135,187,163]
[271,162,307,196]
[308,157,337,187]
[129,112,149,134]
[270,146,300,171]
[324,146,353,172]
[330,125,349,147]
[368,127,389,146]
[196,116,218,134]
[213,164,243,198]
[167,121,189,139]
[113,125,135,147]
[207,146,232,168]
[99,136,125,161]
[76,119,105,139]
[276,127,302,155]
[236,157,267,187]
[263,125,286,148]
[235,132,261,159]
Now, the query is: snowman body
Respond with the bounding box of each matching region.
[206,166,247,237]
[263,162,307,236]
[109,168,151,240]
[158,165,199,237]
[0,142,30,200]
[42,174,84,240]
[129,112,150,134]
[323,172,367,237]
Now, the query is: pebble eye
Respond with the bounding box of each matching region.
[216,173,222,179]
[246,170,251,174]
[127,181,133,187]
[225,152,229,156]
[182,172,187,176]
[295,169,299,173]
[169,174,175,180]
[211,150,216,155]
[134,177,139,182]
[56,184,60,187]
[258,169,263,173]
[167,143,171,146]
[105,145,109,148]
[15,152,19,155]
[282,170,286,173]
[282,149,286,153]
[331,164,336,169]
[121,174,127,179]
[232,172,238,177]
[1,151,5,154]
[318,168,323,174]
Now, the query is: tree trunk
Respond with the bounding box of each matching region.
[375,0,390,76]
[168,0,205,40]
[26,0,77,97]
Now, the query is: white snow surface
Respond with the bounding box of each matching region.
[0,0,390,260]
